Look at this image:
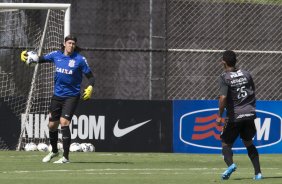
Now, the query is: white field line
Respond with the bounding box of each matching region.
[0,167,279,174]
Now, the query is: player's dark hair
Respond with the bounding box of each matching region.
[222,50,237,67]
[61,34,81,53]
[64,35,77,42]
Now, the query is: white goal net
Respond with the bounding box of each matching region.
[0,3,70,150]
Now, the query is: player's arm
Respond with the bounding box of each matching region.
[249,74,256,91]
[82,71,95,100]
[217,95,227,125]
[37,56,53,63]
[216,76,228,126]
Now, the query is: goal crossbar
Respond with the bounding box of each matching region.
[0,3,71,37]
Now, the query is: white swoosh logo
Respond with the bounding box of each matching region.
[113,119,151,137]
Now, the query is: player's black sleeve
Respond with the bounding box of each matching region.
[85,72,95,86]
[38,56,52,63]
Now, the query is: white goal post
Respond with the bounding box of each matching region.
[0,3,71,38]
[0,3,71,150]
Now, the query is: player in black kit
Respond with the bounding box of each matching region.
[216,50,262,180]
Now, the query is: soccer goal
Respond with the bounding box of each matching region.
[0,3,71,150]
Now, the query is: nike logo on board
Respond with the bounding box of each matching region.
[113,119,152,137]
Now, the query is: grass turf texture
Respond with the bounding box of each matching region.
[0,151,281,184]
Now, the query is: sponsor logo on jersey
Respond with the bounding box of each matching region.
[179,108,282,150]
[230,77,247,85]
[230,70,243,78]
[56,67,73,75]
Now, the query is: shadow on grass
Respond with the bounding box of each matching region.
[234,176,282,180]
[71,161,133,164]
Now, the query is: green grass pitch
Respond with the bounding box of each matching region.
[0,151,281,184]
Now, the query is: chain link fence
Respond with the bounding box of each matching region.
[69,0,166,100]
[166,0,282,100]
[2,0,282,101]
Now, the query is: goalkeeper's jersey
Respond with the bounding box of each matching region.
[43,50,91,97]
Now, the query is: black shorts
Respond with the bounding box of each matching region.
[220,119,256,145]
[48,95,80,121]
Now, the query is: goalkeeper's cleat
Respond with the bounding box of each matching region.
[253,173,263,180]
[53,156,70,164]
[42,151,59,163]
[20,50,28,62]
[221,163,237,180]
[82,85,93,100]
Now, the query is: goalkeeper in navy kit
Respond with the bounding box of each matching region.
[216,50,262,180]
[20,35,95,163]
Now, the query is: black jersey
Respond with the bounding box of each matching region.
[219,69,256,122]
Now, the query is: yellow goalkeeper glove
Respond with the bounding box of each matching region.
[83,85,93,100]
[21,50,28,63]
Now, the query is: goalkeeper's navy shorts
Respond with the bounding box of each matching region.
[220,119,256,145]
[49,95,80,121]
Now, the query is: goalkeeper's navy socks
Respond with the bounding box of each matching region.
[61,126,71,160]
[49,130,58,153]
